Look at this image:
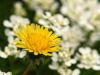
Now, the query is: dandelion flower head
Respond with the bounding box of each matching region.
[14,24,61,56]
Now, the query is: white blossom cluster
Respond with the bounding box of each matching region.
[38,12,85,48]
[77,47,100,70]
[38,12,69,33]
[3,15,30,44]
[23,0,58,11]
[49,48,80,75]
[0,70,12,75]
[14,2,26,16]
[50,62,80,75]
[37,0,100,75]
[60,0,100,30]
[0,44,26,59]
[38,12,80,75]
[23,0,58,18]
[1,15,29,59]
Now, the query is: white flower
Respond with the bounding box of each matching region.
[0,44,26,59]
[51,52,58,62]
[3,15,30,29]
[60,26,85,48]
[57,66,80,75]
[0,70,3,75]
[77,47,100,70]
[0,71,12,75]
[88,30,100,45]
[3,15,30,44]
[60,0,100,31]
[78,6,100,30]
[24,0,58,12]
[60,0,98,18]
[50,47,77,71]
[39,12,69,27]
[49,14,69,26]
[38,12,70,35]
[60,1,84,21]
[14,2,26,16]
[89,7,100,29]
[0,50,8,58]
[78,11,95,30]
[49,62,59,70]
[58,47,77,66]
[5,44,27,58]
[17,50,27,58]
[3,15,30,36]
[4,45,18,56]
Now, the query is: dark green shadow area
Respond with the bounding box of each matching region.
[0,0,22,49]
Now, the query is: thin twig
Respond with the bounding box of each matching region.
[22,60,33,75]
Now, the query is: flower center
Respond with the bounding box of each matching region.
[26,32,49,52]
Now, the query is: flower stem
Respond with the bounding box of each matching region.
[22,59,33,75]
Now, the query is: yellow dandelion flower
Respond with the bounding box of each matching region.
[14,24,61,56]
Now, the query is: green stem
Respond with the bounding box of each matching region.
[22,59,33,75]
